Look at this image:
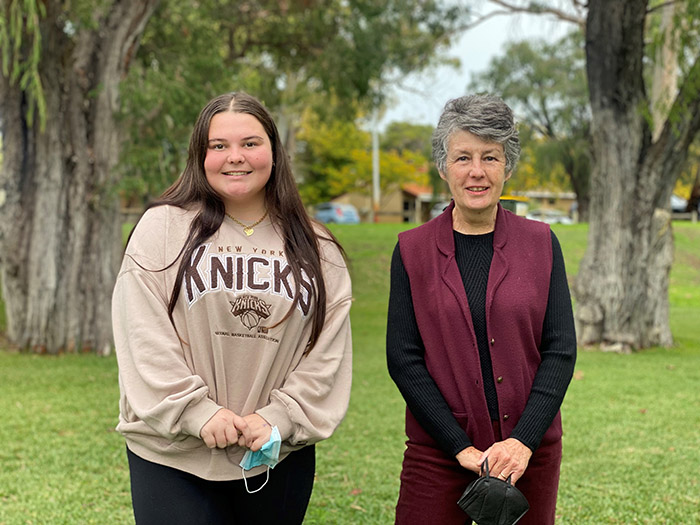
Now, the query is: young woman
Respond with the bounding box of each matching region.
[112,92,353,525]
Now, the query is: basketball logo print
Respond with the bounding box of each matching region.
[230,295,272,330]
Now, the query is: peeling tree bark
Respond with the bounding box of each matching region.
[0,1,159,354]
[650,1,678,141]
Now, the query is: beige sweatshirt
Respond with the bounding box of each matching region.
[112,205,352,481]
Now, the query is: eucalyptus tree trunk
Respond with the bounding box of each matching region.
[575,0,700,350]
[0,1,158,354]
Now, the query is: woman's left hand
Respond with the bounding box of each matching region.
[478,438,532,484]
[239,413,273,451]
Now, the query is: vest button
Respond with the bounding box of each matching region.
[497,376,503,383]
[503,414,509,421]
[490,338,495,346]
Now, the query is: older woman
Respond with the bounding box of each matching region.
[386,94,576,525]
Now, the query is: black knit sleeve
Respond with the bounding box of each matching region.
[386,242,473,457]
[509,230,577,450]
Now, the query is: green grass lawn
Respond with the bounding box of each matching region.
[1,222,699,524]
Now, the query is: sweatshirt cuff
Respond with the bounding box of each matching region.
[180,398,223,438]
[256,401,295,444]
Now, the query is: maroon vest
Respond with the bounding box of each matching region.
[398,203,561,451]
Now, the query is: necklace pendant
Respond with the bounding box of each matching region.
[225,210,267,236]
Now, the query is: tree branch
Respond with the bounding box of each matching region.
[658,54,700,152]
[488,0,586,29]
[426,9,514,48]
[647,1,680,16]
[451,9,515,33]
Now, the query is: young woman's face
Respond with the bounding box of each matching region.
[440,129,511,218]
[204,111,273,212]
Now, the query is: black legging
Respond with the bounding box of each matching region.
[126,445,315,525]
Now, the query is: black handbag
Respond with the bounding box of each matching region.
[457,458,530,525]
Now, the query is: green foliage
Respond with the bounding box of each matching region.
[381,121,441,189]
[296,110,368,202]
[118,0,469,205]
[381,121,432,155]
[1,222,700,523]
[506,125,573,194]
[296,111,431,204]
[469,32,590,199]
[674,139,700,200]
[117,0,253,205]
[0,0,46,129]
[470,32,589,139]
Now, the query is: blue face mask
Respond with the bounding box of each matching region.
[239,426,281,493]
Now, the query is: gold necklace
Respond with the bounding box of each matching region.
[225,210,268,236]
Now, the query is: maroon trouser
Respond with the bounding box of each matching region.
[395,421,562,525]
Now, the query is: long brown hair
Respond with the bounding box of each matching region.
[138,92,344,353]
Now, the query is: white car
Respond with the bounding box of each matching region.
[526,209,574,225]
[429,201,451,220]
[671,194,688,213]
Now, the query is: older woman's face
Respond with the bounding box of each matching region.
[440,130,510,217]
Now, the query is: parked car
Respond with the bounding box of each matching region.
[314,202,360,224]
[525,208,574,225]
[499,195,529,216]
[671,194,688,213]
[429,201,451,220]
[429,196,530,221]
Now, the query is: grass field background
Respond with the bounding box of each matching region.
[1,222,699,524]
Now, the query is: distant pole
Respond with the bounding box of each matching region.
[372,108,380,223]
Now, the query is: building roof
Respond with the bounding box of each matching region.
[401,183,435,198]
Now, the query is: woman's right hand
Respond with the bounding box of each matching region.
[456,446,483,474]
[200,408,250,449]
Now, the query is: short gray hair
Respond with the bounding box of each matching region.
[432,94,520,175]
